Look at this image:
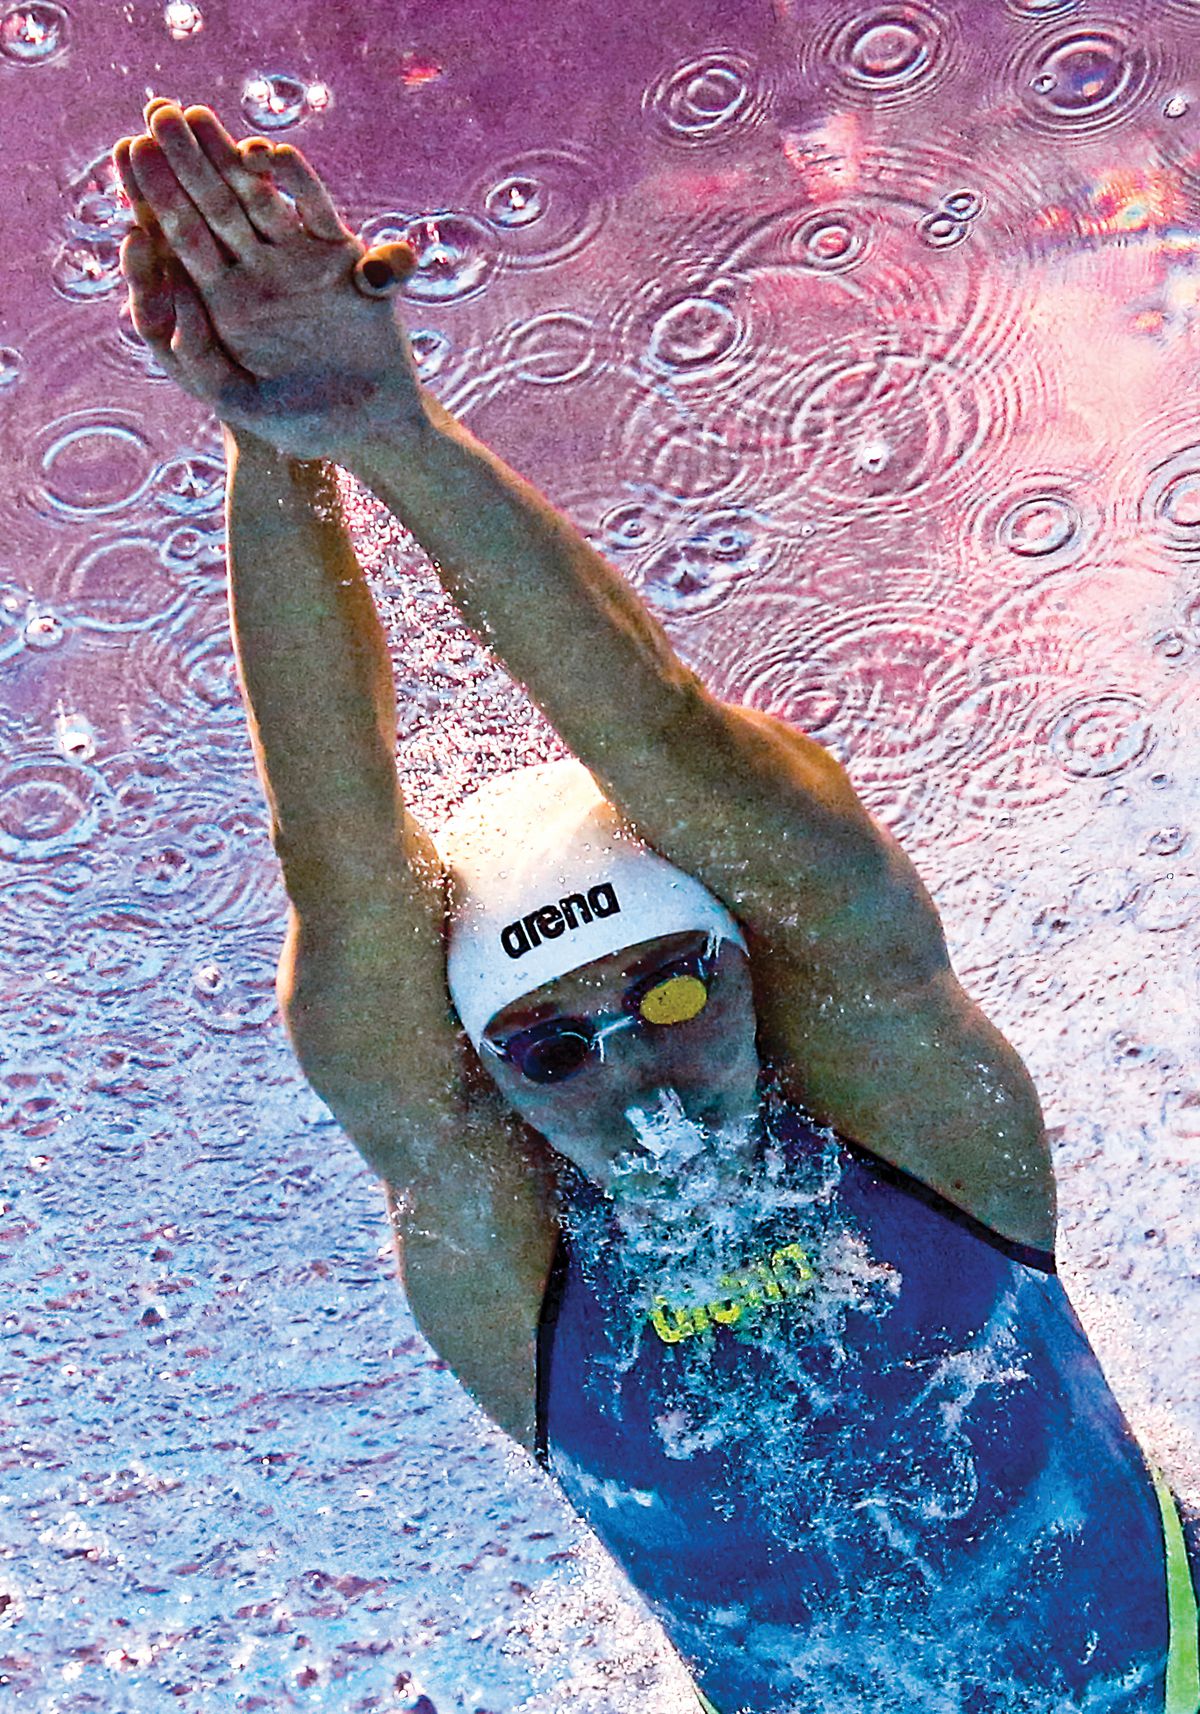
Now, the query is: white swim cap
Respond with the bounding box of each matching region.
[434,758,748,1051]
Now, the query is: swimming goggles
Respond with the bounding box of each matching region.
[481,949,714,1085]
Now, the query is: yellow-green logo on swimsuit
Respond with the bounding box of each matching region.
[648,1242,814,1343]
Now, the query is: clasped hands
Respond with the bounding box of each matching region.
[113,99,425,461]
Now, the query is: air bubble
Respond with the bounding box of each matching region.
[602,502,661,551]
[163,0,203,41]
[153,452,226,517]
[408,329,452,380]
[486,176,543,229]
[193,964,224,995]
[25,608,65,649]
[0,1,68,63]
[53,709,97,763]
[476,149,607,271]
[1145,826,1187,857]
[51,235,123,301]
[241,72,308,131]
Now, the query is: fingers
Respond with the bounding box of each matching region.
[181,105,303,245]
[268,142,354,243]
[119,223,176,357]
[239,137,275,174]
[127,134,229,290]
[112,135,172,259]
[352,241,419,298]
[145,102,262,261]
[122,203,257,418]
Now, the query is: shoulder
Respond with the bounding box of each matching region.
[586,696,1057,1252]
[392,1063,562,1454]
[750,938,1057,1256]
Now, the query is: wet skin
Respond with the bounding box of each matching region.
[478,929,762,1193]
[112,99,421,462]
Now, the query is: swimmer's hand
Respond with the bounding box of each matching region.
[112,101,425,461]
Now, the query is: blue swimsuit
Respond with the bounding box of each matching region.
[535,1091,1198,1713]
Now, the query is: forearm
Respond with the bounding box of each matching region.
[223,426,407,910]
[342,394,711,783]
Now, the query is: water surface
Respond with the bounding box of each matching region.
[2,0,1199,1706]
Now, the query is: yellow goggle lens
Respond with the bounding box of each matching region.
[638,973,709,1026]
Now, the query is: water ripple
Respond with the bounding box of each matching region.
[960,468,1100,590]
[0,754,114,860]
[1003,0,1084,17]
[615,275,749,395]
[1110,399,1200,571]
[472,148,609,270]
[801,2,961,111]
[728,204,875,277]
[151,450,227,519]
[39,532,188,634]
[189,938,281,1035]
[643,50,772,148]
[240,71,312,132]
[114,789,283,932]
[360,210,500,306]
[665,332,1045,530]
[54,903,176,1003]
[0,343,23,387]
[1007,18,1157,138]
[64,151,133,247]
[492,310,602,388]
[123,606,251,747]
[0,580,34,664]
[51,233,124,302]
[1047,689,1155,778]
[615,499,777,618]
[28,411,156,521]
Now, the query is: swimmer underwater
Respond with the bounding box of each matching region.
[113,100,1200,1713]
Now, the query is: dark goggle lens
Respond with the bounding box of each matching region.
[500,951,715,1084]
[511,1023,594,1084]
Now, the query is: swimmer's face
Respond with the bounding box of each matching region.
[478,929,761,1191]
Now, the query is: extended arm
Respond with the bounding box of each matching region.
[343,399,903,924]
[225,427,416,909]
[223,424,457,1160]
[225,426,560,1444]
[343,405,1055,1253]
[117,101,1054,1254]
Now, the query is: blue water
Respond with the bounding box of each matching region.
[2,0,1200,1706]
